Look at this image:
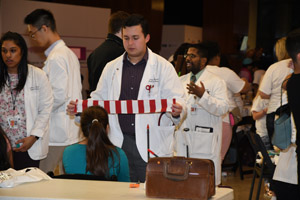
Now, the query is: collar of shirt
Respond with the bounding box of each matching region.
[123,48,149,66]
[106,33,123,46]
[44,39,62,57]
[191,67,206,82]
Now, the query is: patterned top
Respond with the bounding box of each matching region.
[0,74,26,148]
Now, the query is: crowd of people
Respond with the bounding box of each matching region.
[0,7,299,199]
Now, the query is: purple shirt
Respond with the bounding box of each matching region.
[118,51,148,137]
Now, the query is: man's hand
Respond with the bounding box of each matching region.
[187,81,205,98]
[67,100,77,116]
[171,103,182,118]
[14,136,37,152]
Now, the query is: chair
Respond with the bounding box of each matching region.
[47,171,117,181]
[246,131,275,200]
[223,116,255,180]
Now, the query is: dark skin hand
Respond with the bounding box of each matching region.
[187,81,205,98]
[13,136,37,152]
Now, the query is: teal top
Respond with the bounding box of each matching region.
[63,144,130,182]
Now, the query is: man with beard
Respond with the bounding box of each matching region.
[176,43,229,186]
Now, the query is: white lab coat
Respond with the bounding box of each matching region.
[24,65,53,160]
[176,69,229,185]
[91,48,186,162]
[43,40,82,146]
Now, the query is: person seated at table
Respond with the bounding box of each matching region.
[0,125,13,170]
[63,106,130,182]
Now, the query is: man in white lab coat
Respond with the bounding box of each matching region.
[176,43,229,185]
[25,9,82,174]
[68,14,185,182]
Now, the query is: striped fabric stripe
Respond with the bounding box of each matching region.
[75,99,176,114]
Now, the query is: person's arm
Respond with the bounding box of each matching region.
[196,79,229,116]
[252,108,267,120]
[15,69,53,152]
[90,60,112,101]
[258,67,272,99]
[239,77,251,94]
[259,91,271,99]
[224,69,250,94]
[46,58,69,112]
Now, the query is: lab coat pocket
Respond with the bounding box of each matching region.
[49,112,67,143]
[190,129,216,155]
[156,126,175,156]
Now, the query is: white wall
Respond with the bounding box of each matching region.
[0,0,110,98]
[160,25,203,61]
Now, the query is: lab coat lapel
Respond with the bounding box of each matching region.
[111,56,124,100]
[138,48,156,99]
[197,67,208,84]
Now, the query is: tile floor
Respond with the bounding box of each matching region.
[221,166,268,200]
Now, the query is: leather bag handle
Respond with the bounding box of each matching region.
[163,161,190,181]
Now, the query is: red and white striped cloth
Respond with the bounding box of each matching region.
[75,99,176,114]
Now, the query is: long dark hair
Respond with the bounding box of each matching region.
[0,31,28,92]
[80,106,119,177]
[0,126,11,170]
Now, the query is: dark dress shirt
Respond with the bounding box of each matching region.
[118,51,148,137]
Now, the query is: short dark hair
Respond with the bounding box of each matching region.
[0,31,28,93]
[189,43,209,59]
[202,41,220,62]
[123,14,149,37]
[24,9,56,32]
[286,28,300,62]
[108,11,130,34]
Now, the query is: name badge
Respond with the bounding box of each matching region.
[7,115,20,129]
[191,104,197,115]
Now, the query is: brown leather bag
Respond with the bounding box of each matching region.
[146,157,215,200]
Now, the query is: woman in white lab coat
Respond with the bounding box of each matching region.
[0,32,53,169]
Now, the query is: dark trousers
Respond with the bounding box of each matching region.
[266,112,275,148]
[271,180,300,200]
[122,134,147,183]
[13,151,40,170]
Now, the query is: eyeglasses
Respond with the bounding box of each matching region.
[29,27,41,39]
[184,54,198,59]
